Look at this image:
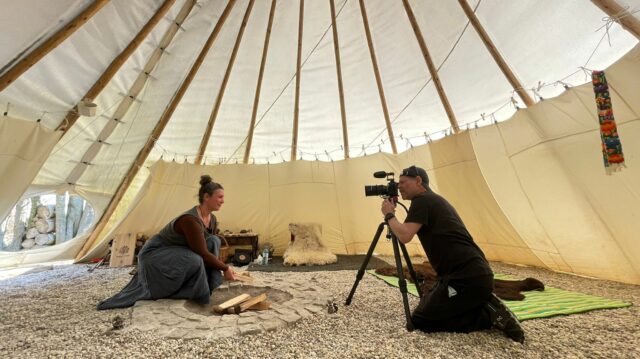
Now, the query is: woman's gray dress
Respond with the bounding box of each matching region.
[97,207,223,310]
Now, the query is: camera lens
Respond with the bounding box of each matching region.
[364,185,387,197]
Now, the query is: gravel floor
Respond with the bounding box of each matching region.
[0,259,637,359]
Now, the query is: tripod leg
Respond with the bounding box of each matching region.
[399,243,423,298]
[391,235,415,331]
[345,223,385,306]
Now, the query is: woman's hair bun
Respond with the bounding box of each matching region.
[199,175,213,187]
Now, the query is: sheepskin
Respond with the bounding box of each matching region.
[283,223,337,266]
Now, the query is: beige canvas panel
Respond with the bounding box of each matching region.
[0,117,61,222]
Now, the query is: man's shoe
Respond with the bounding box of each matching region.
[486,293,525,343]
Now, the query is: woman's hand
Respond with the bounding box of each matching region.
[223,266,236,281]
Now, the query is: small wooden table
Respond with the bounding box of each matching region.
[223,233,259,259]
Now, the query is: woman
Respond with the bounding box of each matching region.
[97,175,235,310]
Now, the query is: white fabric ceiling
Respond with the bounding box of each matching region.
[0,0,638,197]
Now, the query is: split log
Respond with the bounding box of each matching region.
[29,197,40,221]
[35,233,55,246]
[26,227,39,239]
[77,204,94,236]
[22,238,36,249]
[36,205,53,219]
[6,201,27,251]
[35,218,55,233]
[65,195,83,239]
[212,294,251,314]
[247,300,272,311]
[233,272,254,283]
[225,293,268,314]
[55,194,67,244]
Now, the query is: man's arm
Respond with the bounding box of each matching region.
[381,198,422,243]
[387,218,421,244]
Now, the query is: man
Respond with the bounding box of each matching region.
[380,165,524,343]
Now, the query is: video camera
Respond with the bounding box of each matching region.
[364,171,398,201]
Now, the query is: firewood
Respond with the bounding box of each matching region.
[65,195,83,239]
[212,294,251,313]
[234,272,254,283]
[225,293,267,314]
[35,218,54,233]
[55,194,67,243]
[36,205,53,219]
[35,233,55,245]
[26,227,39,239]
[21,238,36,249]
[247,300,272,311]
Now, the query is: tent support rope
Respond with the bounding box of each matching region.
[457,0,535,108]
[591,0,640,39]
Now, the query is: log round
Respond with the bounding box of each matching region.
[36,205,53,219]
[22,238,36,249]
[35,218,55,233]
[26,227,39,239]
[35,233,55,245]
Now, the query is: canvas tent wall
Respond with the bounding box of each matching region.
[0,0,638,282]
[83,44,640,285]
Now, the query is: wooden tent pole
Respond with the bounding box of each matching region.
[65,0,198,185]
[0,0,110,92]
[330,0,350,158]
[402,0,460,133]
[358,0,397,154]
[76,0,237,260]
[591,0,640,39]
[56,0,176,134]
[196,0,256,165]
[291,0,304,161]
[457,0,535,107]
[243,0,277,164]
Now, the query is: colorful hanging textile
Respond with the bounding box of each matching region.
[592,71,625,174]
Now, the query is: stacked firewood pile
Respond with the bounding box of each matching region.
[0,193,95,252]
[21,205,56,249]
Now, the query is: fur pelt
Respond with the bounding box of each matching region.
[283,223,337,266]
[375,262,544,301]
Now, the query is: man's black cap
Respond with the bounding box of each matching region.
[400,165,429,187]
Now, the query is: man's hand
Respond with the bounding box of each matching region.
[381,198,396,216]
[223,266,236,281]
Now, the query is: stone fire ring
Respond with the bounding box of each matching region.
[128,277,331,340]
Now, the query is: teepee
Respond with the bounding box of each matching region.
[0,0,639,284]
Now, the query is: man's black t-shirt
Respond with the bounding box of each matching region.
[404,189,492,279]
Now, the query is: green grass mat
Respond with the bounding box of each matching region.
[368,270,632,321]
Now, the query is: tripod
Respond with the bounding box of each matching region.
[345,221,423,331]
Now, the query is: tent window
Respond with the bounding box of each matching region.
[0,192,94,251]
